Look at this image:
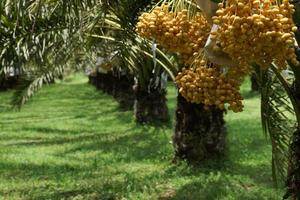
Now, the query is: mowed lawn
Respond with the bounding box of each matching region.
[0,74,283,200]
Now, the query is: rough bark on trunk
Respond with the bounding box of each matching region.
[134,86,169,123]
[173,93,227,163]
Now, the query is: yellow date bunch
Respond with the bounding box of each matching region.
[136,4,211,65]
[175,61,244,112]
[211,0,299,75]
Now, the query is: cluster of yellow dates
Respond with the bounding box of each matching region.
[176,60,244,112]
[136,1,299,112]
[211,0,299,75]
[136,4,211,65]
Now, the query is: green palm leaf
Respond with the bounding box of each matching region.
[259,66,297,186]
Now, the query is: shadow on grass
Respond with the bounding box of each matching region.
[4,125,170,161]
[0,122,276,200]
[0,162,127,200]
[0,160,81,179]
[4,130,114,146]
[160,175,275,200]
[57,126,171,162]
[0,105,11,112]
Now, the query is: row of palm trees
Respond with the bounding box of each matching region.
[0,0,227,162]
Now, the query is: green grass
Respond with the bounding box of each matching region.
[0,74,283,200]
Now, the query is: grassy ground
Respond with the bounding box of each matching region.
[0,74,283,200]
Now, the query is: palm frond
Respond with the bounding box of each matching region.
[11,65,64,109]
[259,66,297,185]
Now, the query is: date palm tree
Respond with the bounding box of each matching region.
[139,0,228,163]
[170,0,300,198]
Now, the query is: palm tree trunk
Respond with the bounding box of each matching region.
[88,73,96,86]
[0,74,19,91]
[172,93,227,163]
[286,131,300,198]
[251,73,259,91]
[92,71,135,110]
[94,71,104,90]
[94,71,114,95]
[285,78,300,200]
[134,84,169,124]
[114,74,135,110]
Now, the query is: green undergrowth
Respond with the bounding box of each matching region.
[0,74,283,199]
